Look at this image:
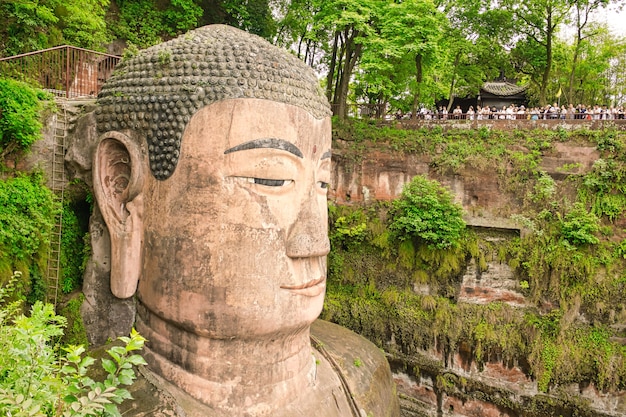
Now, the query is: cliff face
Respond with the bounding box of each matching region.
[325,122,626,417]
[332,140,600,219]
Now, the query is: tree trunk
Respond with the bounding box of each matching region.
[539,12,554,106]
[411,54,423,119]
[326,31,340,105]
[446,52,461,113]
[336,26,362,120]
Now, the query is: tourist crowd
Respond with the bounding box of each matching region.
[397,103,626,120]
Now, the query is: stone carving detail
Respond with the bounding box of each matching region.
[95,25,330,179]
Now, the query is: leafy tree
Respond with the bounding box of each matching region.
[357,0,446,117]
[0,173,57,291]
[389,175,466,250]
[437,0,513,111]
[504,0,574,105]
[274,0,323,67]
[54,0,110,50]
[222,0,276,38]
[565,0,612,104]
[195,0,278,40]
[554,27,624,106]
[0,0,110,56]
[316,0,382,119]
[0,0,59,56]
[109,0,202,48]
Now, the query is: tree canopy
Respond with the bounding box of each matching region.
[1,0,625,115]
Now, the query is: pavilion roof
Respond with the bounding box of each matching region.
[481,82,528,97]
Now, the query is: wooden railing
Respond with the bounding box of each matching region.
[0,45,121,99]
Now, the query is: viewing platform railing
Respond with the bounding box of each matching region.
[332,104,626,122]
[0,45,121,99]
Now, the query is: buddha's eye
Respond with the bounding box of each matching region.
[318,181,329,189]
[247,178,293,187]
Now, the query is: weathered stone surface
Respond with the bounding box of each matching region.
[119,320,399,417]
[331,137,600,226]
[65,102,98,187]
[22,110,56,177]
[80,206,135,347]
[540,142,601,180]
[311,319,401,417]
[458,258,526,307]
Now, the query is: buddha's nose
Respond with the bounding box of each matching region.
[286,190,330,258]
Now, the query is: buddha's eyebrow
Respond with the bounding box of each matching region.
[321,150,332,160]
[224,138,303,158]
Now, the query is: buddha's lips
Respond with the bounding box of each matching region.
[280,277,326,297]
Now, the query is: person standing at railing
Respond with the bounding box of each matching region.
[550,103,559,119]
[467,105,475,120]
[476,105,483,120]
[530,107,540,120]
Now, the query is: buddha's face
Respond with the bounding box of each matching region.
[137,99,332,339]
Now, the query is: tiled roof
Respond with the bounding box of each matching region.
[482,82,528,96]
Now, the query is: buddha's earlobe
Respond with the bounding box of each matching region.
[93,132,145,299]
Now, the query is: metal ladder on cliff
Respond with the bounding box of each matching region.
[45,101,67,307]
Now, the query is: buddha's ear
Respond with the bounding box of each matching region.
[93,132,145,299]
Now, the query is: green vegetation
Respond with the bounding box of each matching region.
[559,202,600,246]
[0,79,122,415]
[0,78,52,158]
[0,77,91,304]
[0,0,110,55]
[58,295,89,347]
[60,197,91,295]
[0,272,146,416]
[0,173,57,299]
[109,0,202,48]
[2,0,625,122]
[389,175,466,249]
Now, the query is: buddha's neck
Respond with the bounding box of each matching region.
[135,304,316,415]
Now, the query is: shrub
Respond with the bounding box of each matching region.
[0,272,146,416]
[329,204,369,251]
[560,203,600,246]
[531,171,556,203]
[0,78,50,158]
[389,175,466,249]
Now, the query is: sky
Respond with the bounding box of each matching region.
[559,4,626,39]
[595,4,626,37]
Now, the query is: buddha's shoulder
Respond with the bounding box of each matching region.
[311,319,400,417]
[118,320,400,417]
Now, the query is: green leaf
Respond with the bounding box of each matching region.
[101,358,117,375]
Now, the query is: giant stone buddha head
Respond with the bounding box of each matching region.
[93,25,333,413]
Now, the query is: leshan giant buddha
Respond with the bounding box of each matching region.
[92,25,399,416]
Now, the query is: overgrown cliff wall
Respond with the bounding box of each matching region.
[325,120,626,416]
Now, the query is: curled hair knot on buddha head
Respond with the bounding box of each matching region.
[95,24,331,180]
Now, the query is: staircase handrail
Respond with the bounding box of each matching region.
[0,45,121,61]
[0,45,121,98]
